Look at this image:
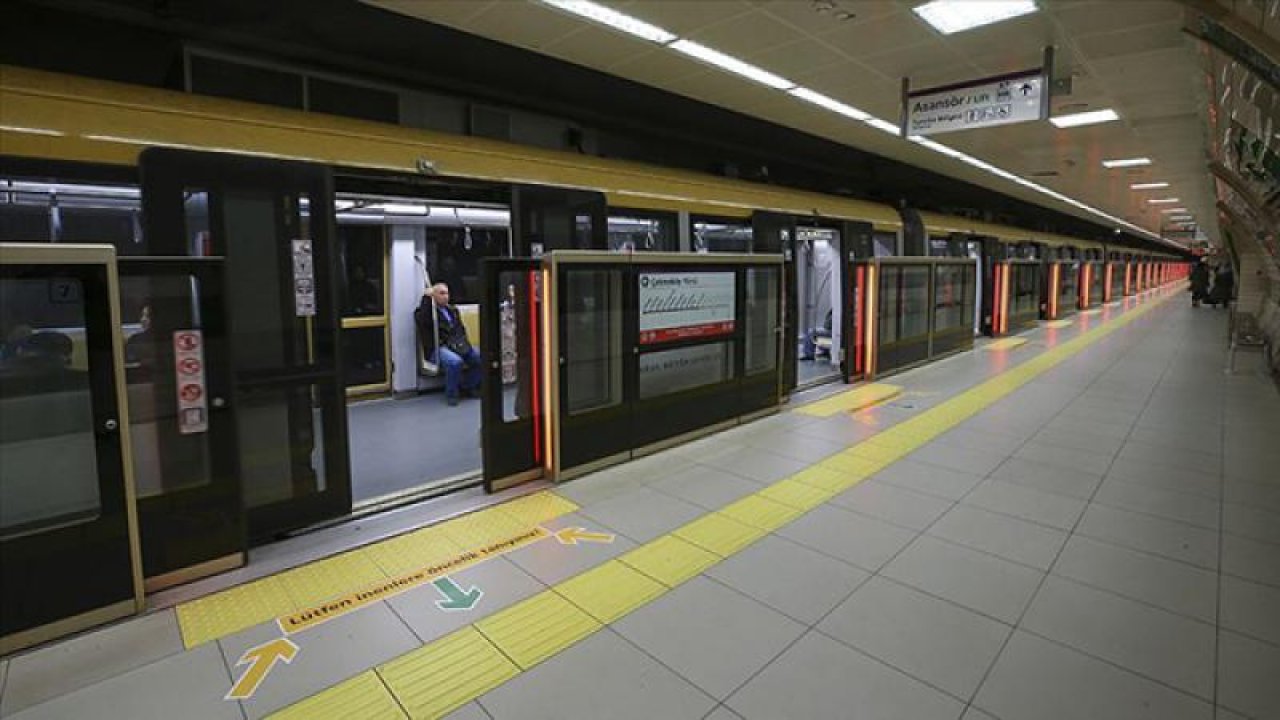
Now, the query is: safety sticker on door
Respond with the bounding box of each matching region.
[173,329,208,435]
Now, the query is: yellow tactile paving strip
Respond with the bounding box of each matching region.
[268,670,406,720]
[795,382,902,417]
[175,491,579,649]
[984,337,1029,351]
[1045,319,1074,328]
[268,291,1174,718]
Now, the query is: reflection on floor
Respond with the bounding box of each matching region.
[798,357,840,386]
[348,392,481,503]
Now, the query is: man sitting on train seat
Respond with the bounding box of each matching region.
[415,283,482,406]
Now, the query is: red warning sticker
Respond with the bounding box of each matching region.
[173,330,208,435]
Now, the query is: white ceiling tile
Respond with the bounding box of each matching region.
[816,11,937,59]
[686,10,808,56]
[464,2,594,50]
[1047,0,1184,37]
[623,1,757,35]
[757,0,901,35]
[741,37,856,78]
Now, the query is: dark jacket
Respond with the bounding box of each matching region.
[1210,267,1235,304]
[414,298,471,358]
[1189,263,1210,296]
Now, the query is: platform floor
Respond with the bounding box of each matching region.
[348,392,481,504]
[2,288,1278,720]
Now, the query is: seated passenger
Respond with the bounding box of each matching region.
[415,283,481,406]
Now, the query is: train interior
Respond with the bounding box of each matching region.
[794,226,841,387]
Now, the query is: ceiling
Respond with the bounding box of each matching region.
[365,0,1217,246]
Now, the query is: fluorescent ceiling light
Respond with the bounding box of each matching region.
[862,116,902,135]
[1160,207,1188,213]
[913,0,1038,35]
[1049,109,1119,128]
[1147,198,1181,204]
[789,88,869,120]
[538,0,676,43]
[1102,157,1151,168]
[669,39,795,90]
[377,203,429,215]
[1130,182,1170,190]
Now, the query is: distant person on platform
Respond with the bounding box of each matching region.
[415,283,481,406]
[1189,259,1210,307]
[1209,262,1235,309]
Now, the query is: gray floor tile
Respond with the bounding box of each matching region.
[1031,425,1128,456]
[990,457,1104,500]
[745,431,846,463]
[819,577,1011,699]
[1223,503,1280,545]
[789,415,883,445]
[1076,503,1220,569]
[387,556,545,644]
[219,602,419,719]
[934,426,1027,456]
[1224,449,1279,484]
[705,535,869,624]
[1021,576,1216,699]
[506,513,636,585]
[1217,631,1280,720]
[613,577,805,700]
[1051,535,1218,622]
[882,535,1043,623]
[963,479,1088,531]
[927,504,1068,570]
[775,503,917,572]
[444,702,491,720]
[1223,479,1280,515]
[1220,575,1280,646]
[961,708,1000,720]
[1114,442,1222,477]
[478,630,715,720]
[829,481,953,531]
[0,658,8,703]
[1094,479,1221,530]
[973,631,1212,720]
[1213,706,1251,720]
[577,486,708,543]
[869,459,985,501]
[1045,415,1135,443]
[650,465,763,512]
[555,469,646,507]
[5,643,239,720]
[699,447,810,485]
[703,706,745,720]
[726,631,964,720]
[1107,458,1223,500]
[1014,441,1115,477]
[1,610,183,716]
[1222,533,1280,588]
[907,442,1008,478]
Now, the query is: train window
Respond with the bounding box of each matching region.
[692,218,752,253]
[933,264,967,331]
[188,54,304,111]
[184,190,212,256]
[0,179,142,251]
[425,226,510,305]
[340,225,386,318]
[873,231,897,257]
[608,212,676,252]
[308,77,399,124]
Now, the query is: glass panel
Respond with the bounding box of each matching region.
[563,269,622,415]
[901,266,931,338]
[239,382,330,508]
[639,342,734,399]
[1059,263,1079,304]
[340,225,386,317]
[425,226,509,305]
[1,178,143,251]
[933,264,966,331]
[499,270,539,422]
[1013,264,1038,315]
[879,266,900,344]
[692,220,752,253]
[184,190,212,257]
[744,266,779,374]
[608,214,676,252]
[223,191,296,370]
[0,271,101,537]
[119,273,215,499]
[342,326,388,388]
[873,232,896,257]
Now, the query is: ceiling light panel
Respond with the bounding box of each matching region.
[1049,109,1119,128]
[1160,207,1188,213]
[1102,157,1152,168]
[669,40,795,90]
[1147,198,1181,204]
[1130,182,1170,190]
[913,0,1038,35]
[538,0,676,43]
[789,88,870,120]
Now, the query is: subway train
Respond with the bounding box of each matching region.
[0,66,1187,648]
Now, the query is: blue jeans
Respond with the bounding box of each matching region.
[438,346,482,399]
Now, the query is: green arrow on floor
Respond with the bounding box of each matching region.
[432,576,483,611]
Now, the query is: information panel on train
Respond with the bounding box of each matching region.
[637,271,736,345]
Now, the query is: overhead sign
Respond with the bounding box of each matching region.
[905,69,1045,137]
[638,272,736,344]
[173,329,208,435]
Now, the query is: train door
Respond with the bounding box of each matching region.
[752,211,797,396]
[116,258,245,590]
[1,245,144,654]
[794,224,842,389]
[140,149,350,543]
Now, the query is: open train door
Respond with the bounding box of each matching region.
[752,211,797,396]
[140,149,350,543]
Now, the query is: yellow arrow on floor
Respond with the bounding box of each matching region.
[554,527,615,546]
[225,637,299,701]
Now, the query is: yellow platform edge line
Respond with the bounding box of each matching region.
[262,290,1175,715]
[796,382,903,418]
